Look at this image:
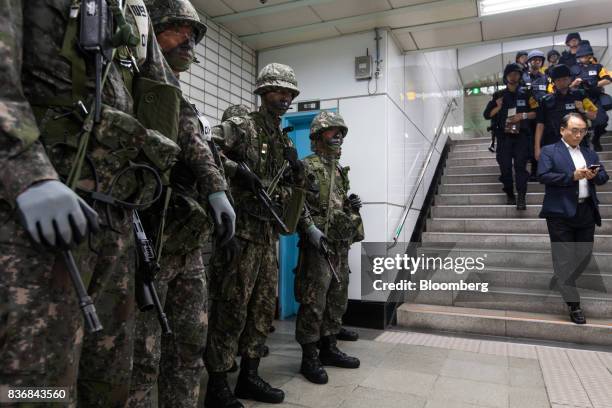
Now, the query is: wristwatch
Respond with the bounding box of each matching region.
[522,113,528,120]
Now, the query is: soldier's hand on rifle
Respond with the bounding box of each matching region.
[306,224,325,249]
[236,162,264,194]
[16,180,100,248]
[347,194,362,211]
[208,191,236,247]
[283,146,305,186]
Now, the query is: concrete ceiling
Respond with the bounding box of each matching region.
[192,0,612,51]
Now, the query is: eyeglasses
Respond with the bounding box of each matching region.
[565,127,588,136]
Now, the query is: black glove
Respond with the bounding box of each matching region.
[347,194,362,211]
[283,147,305,186]
[235,163,263,194]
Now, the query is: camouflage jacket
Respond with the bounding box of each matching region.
[212,105,303,245]
[1,0,179,207]
[158,98,228,255]
[299,153,364,248]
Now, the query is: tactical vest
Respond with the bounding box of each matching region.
[161,101,214,256]
[304,154,361,244]
[494,87,535,133]
[227,112,292,221]
[522,72,549,101]
[32,0,181,208]
[540,90,585,145]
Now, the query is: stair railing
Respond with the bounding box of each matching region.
[389,98,458,249]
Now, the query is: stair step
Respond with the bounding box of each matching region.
[431,204,612,218]
[449,156,612,167]
[396,303,612,346]
[442,174,504,184]
[421,231,612,250]
[435,192,612,205]
[426,218,612,234]
[417,245,612,273]
[452,135,612,148]
[470,266,612,291]
[452,142,612,153]
[452,137,491,145]
[449,149,612,160]
[409,284,612,317]
[446,161,612,175]
[407,260,611,292]
[439,182,612,194]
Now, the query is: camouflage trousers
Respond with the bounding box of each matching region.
[295,243,350,345]
[205,237,278,373]
[0,203,134,408]
[127,250,208,408]
[76,208,136,408]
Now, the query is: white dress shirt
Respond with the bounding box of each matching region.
[562,139,590,199]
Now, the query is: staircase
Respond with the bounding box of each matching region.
[397,135,612,346]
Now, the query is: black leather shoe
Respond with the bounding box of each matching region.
[337,327,359,341]
[300,343,328,384]
[205,372,244,408]
[548,276,558,290]
[234,357,284,404]
[516,194,527,210]
[488,143,495,153]
[506,193,516,206]
[569,307,587,325]
[319,335,360,369]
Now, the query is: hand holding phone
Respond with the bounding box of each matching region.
[588,164,601,171]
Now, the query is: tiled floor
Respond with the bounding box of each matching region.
[198,320,612,408]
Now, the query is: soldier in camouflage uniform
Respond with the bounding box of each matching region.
[1,1,182,407]
[295,111,364,384]
[222,104,251,122]
[127,1,235,407]
[204,63,307,408]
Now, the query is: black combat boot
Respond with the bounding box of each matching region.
[319,335,360,369]
[516,193,527,210]
[504,188,516,205]
[204,372,244,408]
[234,357,284,403]
[337,327,359,341]
[300,343,328,384]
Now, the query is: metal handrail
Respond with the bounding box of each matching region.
[388,98,458,249]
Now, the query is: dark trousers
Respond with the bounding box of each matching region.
[527,129,537,175]
[546,199,596,305]
[593,124,608,146]
[496,132,529,194]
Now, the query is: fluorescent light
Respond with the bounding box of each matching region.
[479,0,573,16]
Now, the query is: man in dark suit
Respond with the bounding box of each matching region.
[538,112,609,324]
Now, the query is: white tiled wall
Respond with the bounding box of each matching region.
[179,12,258,125]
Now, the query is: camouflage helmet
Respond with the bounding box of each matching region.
[222,104,250,122]
[146,0,207,45]
[254,63,300,97]
[310,111,348,140]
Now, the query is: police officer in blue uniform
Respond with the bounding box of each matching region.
[523,50,550,179]
[535,64,598,160]
[523,50,549,101]
[547,49,561,67]
[572,41,612,151]
[560,32,581,70]
[516,51,529,74]
[484,63,539,210]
